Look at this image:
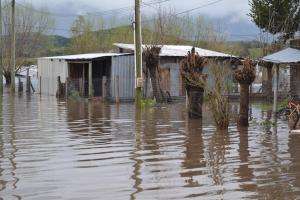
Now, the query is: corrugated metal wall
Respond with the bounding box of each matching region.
[111,55,135,100]
[37,58,68,96]
[160,57,181,97]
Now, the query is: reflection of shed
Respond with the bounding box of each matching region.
[262,29,300,111]
[37,53,135,101]
[115,43,238,98]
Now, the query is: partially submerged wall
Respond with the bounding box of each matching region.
[37,58,68,96]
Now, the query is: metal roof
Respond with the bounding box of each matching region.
[114,43,237,58]
[40,53,131,60]
[262,47,300,64]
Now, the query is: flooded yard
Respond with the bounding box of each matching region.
[0,94,299,199]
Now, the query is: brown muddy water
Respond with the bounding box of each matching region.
[0,94,299,200]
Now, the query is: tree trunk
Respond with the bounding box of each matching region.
[238,84,250,127]
[4,73,11,85]
[149,68,165,103]
[186,85,204,119]
[263,66,273,102]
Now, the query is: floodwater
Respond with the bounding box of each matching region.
[0,93,299,200]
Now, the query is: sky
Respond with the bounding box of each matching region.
[16,0,259,40]
[18,0,251,18]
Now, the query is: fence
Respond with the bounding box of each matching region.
[15,76,38,94]
[65,76,135,101]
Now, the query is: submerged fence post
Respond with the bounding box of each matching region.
[102,76,107,100]
[56,76,61,98]
[26,67,31,94]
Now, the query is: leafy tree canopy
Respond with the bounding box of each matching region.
[249,0,300,40]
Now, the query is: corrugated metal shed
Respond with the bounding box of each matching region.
[114,43,237,58]
[38,53,136,100]
[262,48,300,64]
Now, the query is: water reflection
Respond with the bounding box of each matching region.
[237,128,256,192]
[180,119,205,188]
[0,94,299,199]
[288,134,300,197]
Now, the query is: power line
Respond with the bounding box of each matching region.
[6,0,259,39]
[174,0,225,16]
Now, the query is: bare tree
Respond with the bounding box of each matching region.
[2,2,54,85]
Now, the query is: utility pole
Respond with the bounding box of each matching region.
[10,0,15,93]
[0,0,3,95]
[134,0,143,106]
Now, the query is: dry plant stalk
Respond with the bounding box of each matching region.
[204,61,231,130]
[234,58,256,127]
[143,46,166,103]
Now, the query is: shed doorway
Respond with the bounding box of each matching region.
[68,58,111,98]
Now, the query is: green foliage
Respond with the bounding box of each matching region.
[68,90,81,101]
[249,0,300,40]
[141,98,156,108]
[278,98,290,110]
[252,118,276,129]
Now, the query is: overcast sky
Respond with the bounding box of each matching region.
[18,0,251,18]
[16,0,257,39]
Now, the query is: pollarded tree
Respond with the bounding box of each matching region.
[143,46,166,103]
[249,0,300,41]
[234,59,256,127]
[180,48,207,119]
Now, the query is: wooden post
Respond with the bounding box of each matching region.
[0,0,3,95]
[135,0,143,106]
[26,67,31,93]
[88,62,93,98]
[116,75,120,104]
[65,77,69,97]
[57,76,61,98]
[78,78,82,96]
[82,63,85,96]
[39,76,42,95]
[102,76,107,100]
[273,64,279,113]
[29,76,35,93]
[10,0,16,93]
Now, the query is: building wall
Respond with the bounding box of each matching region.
[290,64,300,100]
[110,55,135,100]
[37,58,68,96]
[159,57,183,97]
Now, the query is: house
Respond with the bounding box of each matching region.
[261,27,300,111]
[114,43,239,98]
[37,44,239,102]
[37,53,135,101]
